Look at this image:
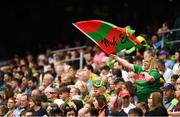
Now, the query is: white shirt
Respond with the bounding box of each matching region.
[122,103,136,114]
[163,68,173,83]
[172,62,180,74]
[54,99,64,107]
[122,70,128,82]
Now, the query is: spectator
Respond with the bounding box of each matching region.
[31,89,40,96]
[93,46,107,65]
[108,96,127,116]
[70,87,81,100]
[46,103,62,116]
[5,97,16,117]
[173,50,180,74]
[59,86,72,107]
[20,110,34,117]
[93,94,109,117]
[93,80,109,101]
[84,51,94,65]
[0,105,8,116]
[13,93,24,117]
[42,73,54,88]
[112,50,161,102]
[171,74,179,85]
[29,96,48,116]
[119,90,135,114]
[108,79,115,96]
[10,78,22,94]
[78,107,88,117]
[128,107,143,117]
[136,102,149,115]
[176,78,180,91]
[44,87,64,107]
[20,94,29,110]
[146,92,168,116]
[64,106,77,117]
[162,83,176,109]
[157,60,173,83]
[159,50,174,69]
[168,90,180,116]
[114,77,125,95]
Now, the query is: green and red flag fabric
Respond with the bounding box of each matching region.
[73,20,141,54]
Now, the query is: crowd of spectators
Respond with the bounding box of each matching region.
[0,20,180,117]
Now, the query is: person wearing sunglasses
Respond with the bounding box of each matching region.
[93,80,110,102]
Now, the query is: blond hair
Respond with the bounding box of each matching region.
[149,92,163,111]
[144,50,158,70]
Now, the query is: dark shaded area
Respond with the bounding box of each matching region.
[1,0,180,60]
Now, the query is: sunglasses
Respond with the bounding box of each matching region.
[94,81,105,87]
[49,92,56,94]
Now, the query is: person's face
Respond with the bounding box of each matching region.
[115,82,123,90]
[20,95,28,108]
[163,90,174,100]
[61,76,70,85]
[66,110,76,117]
[175,52,180,61]
[7,99,15,109]
[171,78,177,85]
[148,94,153,107]
[46,90,56,100]
[84,53,92,62]
[128,72,136,85]
[0,109,3,116]
[28,80,34,88]
[15,73,21,79]
[121,84,127,91]
[121,96,129,107]
[55,65,64,75]
[143,58,151,70]
[108,96,116,109]
[94,87,102,96]
[15,94,21,107]
[93,98,99,109]
[11,81,18,88]
[78,108,86,117]
[43,76,52,87]
[70,88,77,97]
[109,80,115,91]
[159,55,166,60]
[59,92,68,101]
[176,79,180,91]
[3,74,10,82]
[151,35,158,43]
[29,99,35,108]
[22,77,28,86]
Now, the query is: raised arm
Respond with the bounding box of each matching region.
[111,54,134,71]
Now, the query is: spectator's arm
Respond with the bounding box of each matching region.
[168,111,180,116]
[111,54,134,71]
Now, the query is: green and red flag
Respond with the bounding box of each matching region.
[73,20,141,55]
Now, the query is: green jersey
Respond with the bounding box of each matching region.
[134,64,160,102]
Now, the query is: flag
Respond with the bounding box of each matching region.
[73,20,141,55]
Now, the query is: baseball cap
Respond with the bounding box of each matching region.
[114,77,124,84]
[162,83,176,91]
[118,90,130,98]
[159,51,168,56]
